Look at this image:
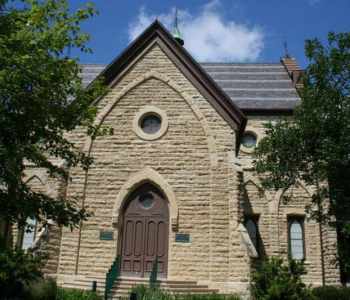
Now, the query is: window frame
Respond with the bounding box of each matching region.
[244,214,260,256]
[287,215,306,261]
[140,112,162,135]
[241,131,257,149]
[240,128,260,154]
[133,106,168,141]
[20,217,37,251]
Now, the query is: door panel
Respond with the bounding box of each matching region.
[121,217,143,274]
[134,221,143,256]
[124,220,134,256]
[146,221,156,256]
[120,184,169,277]
[157,221,166,257]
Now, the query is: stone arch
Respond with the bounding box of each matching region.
[24,174,46,185]
[112,167,179,231]
[244,176,263,191]
[243,175,273,201]
[271,180,313,251]
[82,70,218,167]
[274,180,313,212]
[264,180,314,215]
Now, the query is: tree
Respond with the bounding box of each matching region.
[255,32,350,283]
[251,257,314,300]
[0,0,105,243]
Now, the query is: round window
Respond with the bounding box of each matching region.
[140,114,161,134]
[242,132,257,148]
[133,106,168,140]
[139,193,154,209]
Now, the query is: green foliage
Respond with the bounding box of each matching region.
[130,285,241,300]
[130,285,172,300]
[256,31,350,187]
[251,257,315,300]
[0,0,105,232]
[0,275,102,300]
[56,288,102,300]
[255,32,350,280]
[0,248,42,298]
[312,285,350,300]
[24,278,58,300]
[176,294,241,300]
[0,0,107,295]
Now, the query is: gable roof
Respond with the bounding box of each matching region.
[83,62,300,114]
[201,63,300,113]
[87,20,247,145]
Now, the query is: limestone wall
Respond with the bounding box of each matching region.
[22,165,64,277]
[239,116,341,286]
[56,43,249,293]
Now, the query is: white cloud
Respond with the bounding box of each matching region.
[128,2,264,62]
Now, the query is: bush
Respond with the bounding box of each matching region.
[24,278,58,300]
[13,278,101,300]
[56,288,102,300]
[251,257,315,300]
[130,285,241,300]
[131,285,173,300]
[0,248,42,299]
[312,286,350,300]
[176,294,241,300]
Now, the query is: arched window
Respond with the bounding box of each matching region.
[288,217,305,260]
[245,217,259,255]
[21,217,37,251]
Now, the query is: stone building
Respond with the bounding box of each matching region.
[20,21,341,297]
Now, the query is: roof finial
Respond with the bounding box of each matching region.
[172,8,184,46]
[283,41,290,58]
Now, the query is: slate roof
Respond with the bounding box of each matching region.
[81,62,300,113]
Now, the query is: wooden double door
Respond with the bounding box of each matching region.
[120,184,169,277]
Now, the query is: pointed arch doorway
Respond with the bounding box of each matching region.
[119,183,169,278]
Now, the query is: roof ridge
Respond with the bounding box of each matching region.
[200,62,282,65]
[80,62,283,66]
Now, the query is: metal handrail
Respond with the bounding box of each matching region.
[105,255,121,300]
[149,256,159,290]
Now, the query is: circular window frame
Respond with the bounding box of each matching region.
[133,106,168,141]
[241,130,259,154]
[138,193,155,210]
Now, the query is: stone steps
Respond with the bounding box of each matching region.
[59,275,218,299]
[111,278,218,299]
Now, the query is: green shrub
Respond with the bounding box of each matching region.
[175,294,241,300]
[56,287,102,300]
[24,278,58,300]
[130,285,241,300]
[131,285,173,300]
[251,257,315,300]
[312,286,350,300]
[0,248,42,299]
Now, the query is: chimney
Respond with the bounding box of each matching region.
[281,57,303,89]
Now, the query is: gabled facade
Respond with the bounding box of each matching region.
[22,21,341,297]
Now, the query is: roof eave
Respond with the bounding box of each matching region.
[242,108,295,115]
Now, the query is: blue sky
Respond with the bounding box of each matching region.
[69,0,350,68]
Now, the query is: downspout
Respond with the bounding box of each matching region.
[74,141,93,275]
[319,219,326,286]
[74,171,89,274]
[316,180,326,286]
